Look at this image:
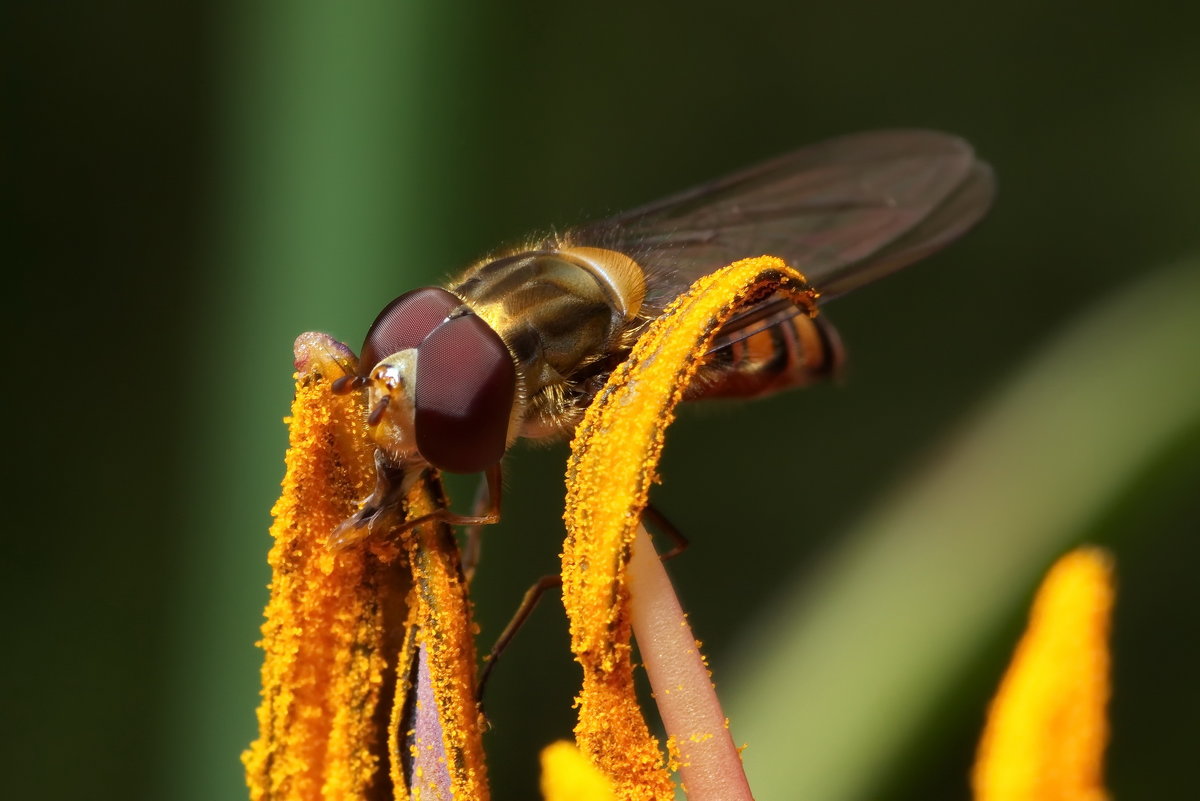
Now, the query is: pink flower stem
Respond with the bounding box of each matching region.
[627,524,755,801]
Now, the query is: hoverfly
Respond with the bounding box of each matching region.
[330,129,993,548]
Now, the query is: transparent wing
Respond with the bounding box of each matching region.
[568,129,994,309]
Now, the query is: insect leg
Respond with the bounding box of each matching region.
[642,503,689,560]
[475,506,686,702]
[383,462,503,538]
[460,473,495,585]
[328,452,417,550]
[438,461,501,528]
[329,461,503,550]
[476,573,563,703]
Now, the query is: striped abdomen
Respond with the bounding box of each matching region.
[690,308,844,400]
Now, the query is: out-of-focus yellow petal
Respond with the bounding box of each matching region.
[541,741,618,801]
[972,547,1114,801]
[244,333,488,801]
[562,257,818,800]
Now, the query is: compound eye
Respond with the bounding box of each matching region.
[359,287,461,373]
[414,313,516,474]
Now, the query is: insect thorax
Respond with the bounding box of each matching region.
[451,247,648,439]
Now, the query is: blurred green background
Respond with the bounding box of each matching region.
[9,2,1198,800]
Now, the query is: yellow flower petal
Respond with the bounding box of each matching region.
[541,741,618,801]
[562,256,818,799]
[972,547,1114,801]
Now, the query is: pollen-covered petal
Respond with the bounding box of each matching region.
[391,640,454,801]
[244,332,488,801]
[972,547,1114,801]
[244,332,407,801]
[389,501,490,801]
[562,257,818,799]
[541,741,618,801]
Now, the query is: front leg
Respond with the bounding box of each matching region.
[460,464,503,584]
[395,462,502,546]
[328,450,422,550]
[328,456,502,551]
